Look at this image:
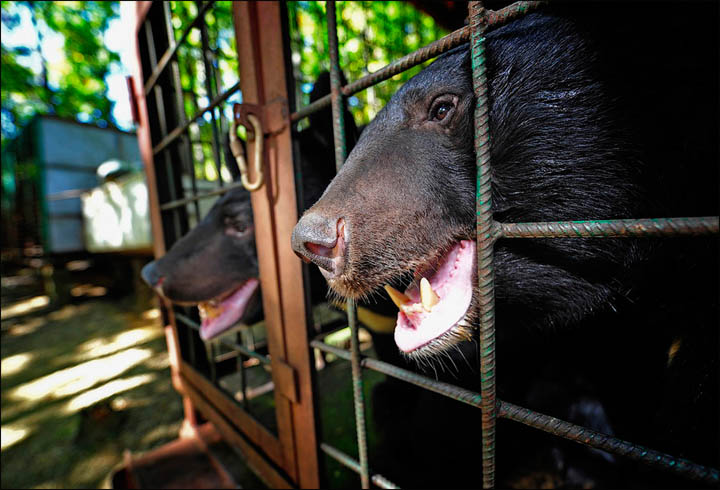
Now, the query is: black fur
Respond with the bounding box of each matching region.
[293,5,718,488]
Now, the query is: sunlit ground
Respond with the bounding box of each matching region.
[1,291,183,489]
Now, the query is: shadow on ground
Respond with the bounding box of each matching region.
[1,276,184,489]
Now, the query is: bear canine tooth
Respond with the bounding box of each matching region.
[420,277,439,312]
[384,284,411,309]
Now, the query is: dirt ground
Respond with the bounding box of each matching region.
[1,265,187,489]
[0,262,382,489]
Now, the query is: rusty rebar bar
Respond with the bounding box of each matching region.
[500,216,719,238]
[320,443,399,489]
[311,340,483,407]
[312,340,719,484]
[470,1,497,488]
[498,400,720,485]
[327,2,370,488]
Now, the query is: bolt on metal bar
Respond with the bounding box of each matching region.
[144,1,215,96]
[499,216,720,238]
[326,3,370,487]
[153,81,241,156]
[470,2,497,488]
[160,180,246,211]
[175,312,271,365]
[312,340,719,484]
[320,443,399,489]
[290,1,545,123]
[498,400,720,485]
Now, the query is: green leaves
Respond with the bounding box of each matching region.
[288,1,448,126]
[1,1,120,149]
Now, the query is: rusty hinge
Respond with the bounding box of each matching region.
[233,97,288,138]
[273,358,298,403]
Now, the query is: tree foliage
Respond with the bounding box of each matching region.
[1,1,120,150]
[165,1,446,182]
[288,1,448,127]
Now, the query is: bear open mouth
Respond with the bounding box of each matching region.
[197,278,259,341]
[385,240,476,354]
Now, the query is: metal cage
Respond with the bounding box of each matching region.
[131,1,719,488]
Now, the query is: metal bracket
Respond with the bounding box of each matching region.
[233,97,288,137]
[273,359,299,403]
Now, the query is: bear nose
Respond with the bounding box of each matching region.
[141,261,164,291]
[291,214,347,276]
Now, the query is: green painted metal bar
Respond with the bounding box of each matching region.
[326,2,370,488]
[470,2,497,488]
[320,443,399,489]
[499,216,719,238]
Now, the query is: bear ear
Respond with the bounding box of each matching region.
[224,131,242,182]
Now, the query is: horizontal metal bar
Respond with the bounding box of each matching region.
[144,0,216,96]
[498,400,720,485]
[290,1,545,122]
[160,181,245,211]
[152,81,241,156]
[174,312,271,365]
[310,340,482,408]
[499,216,719,238]
[320,443,399,489]
[312,341,718,483]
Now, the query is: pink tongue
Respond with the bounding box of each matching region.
[200,278,259,340]
[394,240,475,353]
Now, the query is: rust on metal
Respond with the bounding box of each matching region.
[470,1,497,488]
[320,443,399,489]
[500,216,720,238]
[498,401,720,485]
[312,340,720,484]
[180,360,285,466]
[233,2,320,486]
[180,376,293,489]
[326,2,371,488]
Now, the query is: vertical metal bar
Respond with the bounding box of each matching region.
[470,2,496,488]
[207,341,217,384]
[327,4,347,172]
[199,8,224,188]
[147,14,199,370]
[145,20,184,239]
[163,2,200,222]
[238,352,250,411]
[327,3,370,489]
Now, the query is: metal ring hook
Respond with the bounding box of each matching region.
[230,113,264,192]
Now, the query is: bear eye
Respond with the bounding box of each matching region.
[429,96,457,123]
[224,216,248,237]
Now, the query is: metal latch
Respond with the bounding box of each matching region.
[229,99,289,192]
